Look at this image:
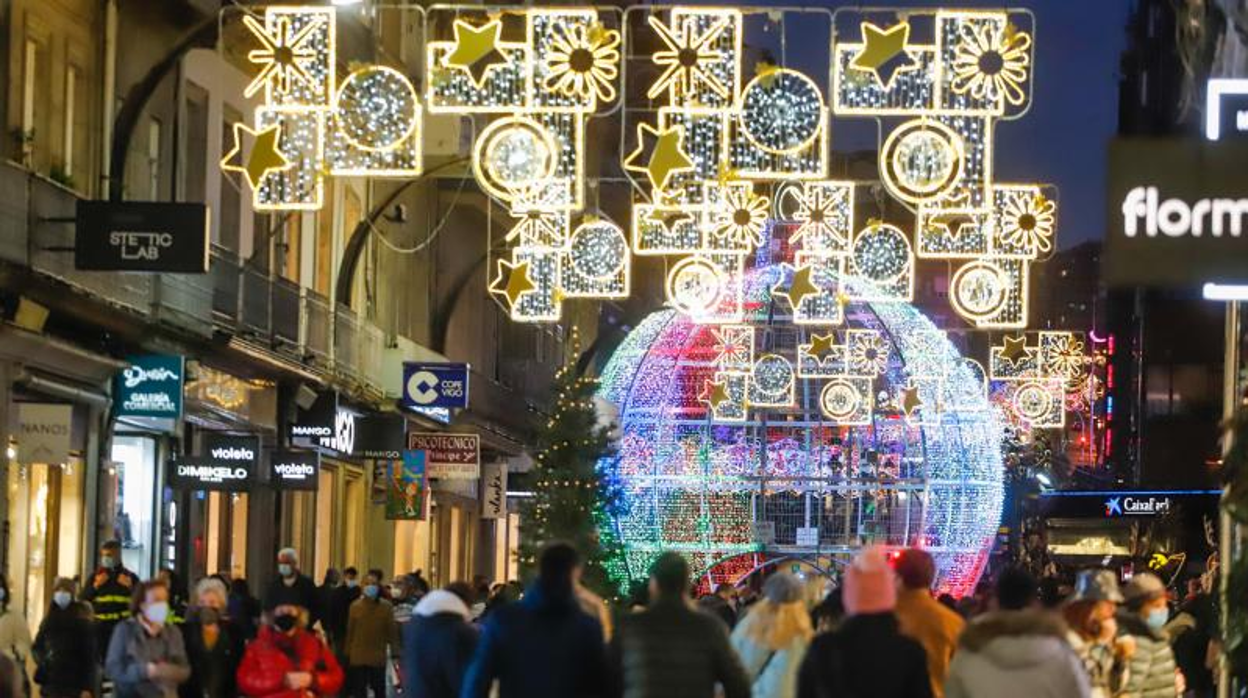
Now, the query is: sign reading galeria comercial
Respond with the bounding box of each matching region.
[407,431,480,479]
[115,355,184,418]
[1105,138,1248,288]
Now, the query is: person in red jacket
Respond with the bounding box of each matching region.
[237,604,343,698]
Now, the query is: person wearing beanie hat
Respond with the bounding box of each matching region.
[1116,573,1183,698]
[1063,569,1130,698]
[797,547,933,698]
[892,549,966,698]
[730,572,812,698]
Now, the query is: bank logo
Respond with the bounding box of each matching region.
[1121,186,1248,239]
[1104,497,1123,516]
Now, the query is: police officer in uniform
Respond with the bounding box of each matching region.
[82,539,140,661]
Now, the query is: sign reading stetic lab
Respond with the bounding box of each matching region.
[115,355,184,418]
[402,363,470,409]
[168,456,253,491]
[407,431,480,479]
[1105,138,1248,288]
[16,403,72,465]
[481,462,507,519]
[269,450,320,491]
[75,201,210,273]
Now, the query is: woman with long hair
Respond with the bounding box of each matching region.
[731,573,813,698]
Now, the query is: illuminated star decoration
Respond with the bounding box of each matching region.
[999,335,1030,366]
[623,123,695,192]
[699,379,730,409]
[899,383,924,417]
[929,212,977,240]
[489,259,536,307]
[647,15,733,100]
[220,123,292,190]
[443,18,509,88]
[850,21,917,89]
[647,208,693,233]
[242,13,327,98]
[804,333,837,363]
[772,264,821,310]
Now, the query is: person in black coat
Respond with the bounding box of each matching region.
[326,567,361,659]
[798,547,932,698]
[33,578,95,698]
[227,578,260,641]
[179,578,244,698]
[401,583,479,698]
[461,543,609,698]
[263,547,320,629]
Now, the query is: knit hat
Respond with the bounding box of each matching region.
[1122,572,1165,607]
[763,572,804,605]
[1070,569,1124,604]
[842,547,897,615]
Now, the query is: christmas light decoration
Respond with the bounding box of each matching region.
[987,331,1076,428]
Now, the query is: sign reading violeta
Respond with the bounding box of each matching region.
[1105,138,1248,288]
[407,432,480,479]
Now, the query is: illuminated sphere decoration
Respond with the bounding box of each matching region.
[337,66,419,151]
[596,263,1004,596]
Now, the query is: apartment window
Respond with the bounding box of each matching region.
[314,187,336,295]
[19,39,40,164]
[219,105,244,252]
[63,66,78,176]
[147,118,162,199]
[184,82,209,204]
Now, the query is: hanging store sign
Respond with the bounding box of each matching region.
[407,431,480,479]
[115,355,184,418]
[269,450,320,491]
[1038,489,1220,519]
[168,456,253,491]
[1105,138,1248,288]
[1206,79,1248,141]
[290,391,357,454]
[16,403,72,465]
[402,362,470,409]
[385,450,428,520]
[202,433,260,467]
[75,201,210,273]
[353,413,405,459]
[480,462,507,519]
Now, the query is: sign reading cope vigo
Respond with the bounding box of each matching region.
[402,363,470,409]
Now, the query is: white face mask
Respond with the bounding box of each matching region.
[52,591,72,609]
[144,601,170,626]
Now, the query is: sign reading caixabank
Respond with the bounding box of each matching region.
[115,355,184,418]
[1106,138,1248,289]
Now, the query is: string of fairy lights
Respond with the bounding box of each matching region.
[218,4,1098,595]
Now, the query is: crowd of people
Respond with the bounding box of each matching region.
[0,537,1219,698]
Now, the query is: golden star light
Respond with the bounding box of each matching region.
[773,264,821,310]
[850,21,917,89]
[220,122,292,190]
[623,123,695,193]
[489,259,537,307]
[443,18,510,88]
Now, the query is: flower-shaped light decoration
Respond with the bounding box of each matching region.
[712,186,770,248]
[1050,334,1087,381]
[999,194,1055,254]
[647,15,733,101]
[849,333,891,375]
[949,22,1032,107]
[543,22,622,105]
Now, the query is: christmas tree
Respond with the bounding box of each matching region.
[519,332,622,599]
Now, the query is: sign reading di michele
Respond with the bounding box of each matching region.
[115,355,184,418]
[1105,138,1248,289]
[168,456,254,491]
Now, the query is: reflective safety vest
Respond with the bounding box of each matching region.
[83,568,139,623]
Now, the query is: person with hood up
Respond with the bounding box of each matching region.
[944,567,1090,698]
[893,549,966,698]
[236,604,343,698]
[401,582,479,698]
[796,546,932,698]
[460,542,609,698]
[1117,573,1183,697]
[730,572,812,698]
[1063,569,1130,698]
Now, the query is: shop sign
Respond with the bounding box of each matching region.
[1105,138,1248,288]
[290,392,356,455]
[116,355,184,418]
[75,201,210,273]
[1038,489,1219,519]
[353,413,405,459]
[402,362,470,409]
[481,462,507,519]
[407,431,480,479]
[202,434,260,467]
[168,456,253,491]
[16,403,72,465]
[385,450,428,520]
[1206,78,1248,141]
[269,450,320,491]
[1104,495,1173,517]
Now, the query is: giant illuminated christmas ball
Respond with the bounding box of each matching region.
[595,262,1004,597]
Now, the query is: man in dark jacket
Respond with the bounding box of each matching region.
[612,552,750,698]
[326,567,361,658]
[263,547,320,629]
[81,539,140,662]
[403,583,479,698]
[461,542,609,698]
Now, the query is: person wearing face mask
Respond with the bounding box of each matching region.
[1063,570,1130,698]
[1118,573,1183,698]
[237,604,343,698]
[326,567,361,662]
[82,539,140,662]
[343,572,399,698]
[33,578,95,698]
[105,579,191,698]
[179,578,243,698]
[263,548,320,632]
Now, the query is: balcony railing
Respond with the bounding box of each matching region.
[0,160,391,393]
